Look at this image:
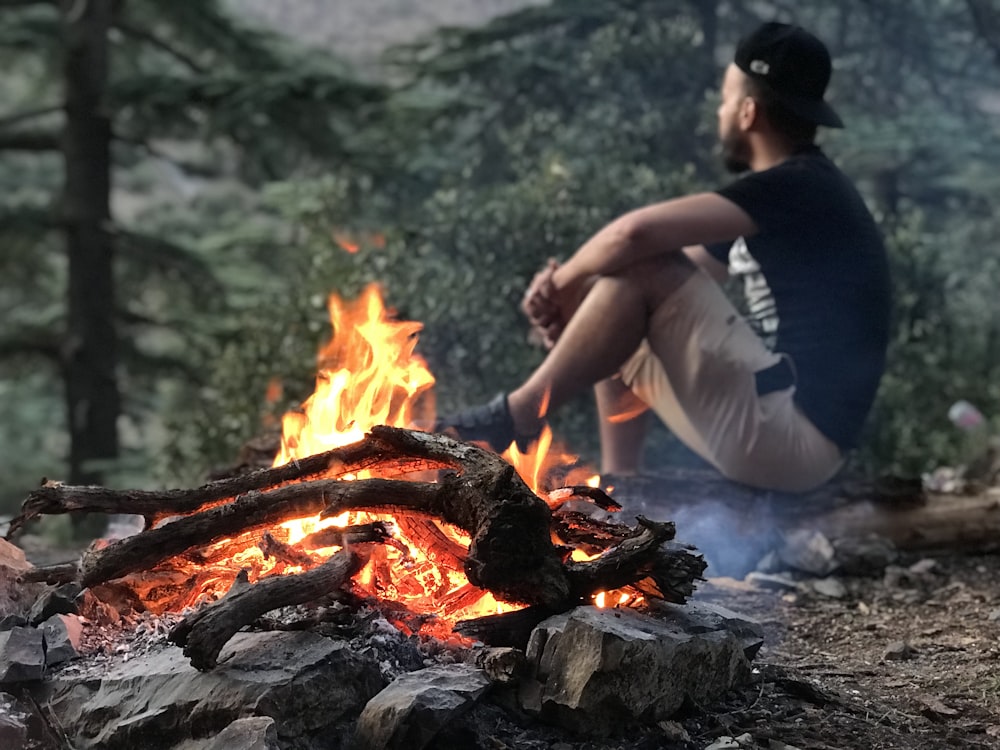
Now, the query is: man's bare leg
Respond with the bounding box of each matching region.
[595,376,649,475]
[506,254,696,440]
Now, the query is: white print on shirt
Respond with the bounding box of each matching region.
[728,237,778,349]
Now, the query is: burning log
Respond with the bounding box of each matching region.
[16,429,580,607]
[169,548,366,670]
[564,518,702,602]
[259,532,315,569]
[7,431,451,537]
[300,521,400,551]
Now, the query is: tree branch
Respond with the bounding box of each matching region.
[112,19,205,72]
[0,130,61,151]
[0,104,62,130]
[0,329,61,363]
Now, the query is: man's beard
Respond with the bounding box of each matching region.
[719,130,751,174]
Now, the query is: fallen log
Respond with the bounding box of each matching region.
[607,468,1000,575]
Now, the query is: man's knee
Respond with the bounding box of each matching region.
[614,253,699,312]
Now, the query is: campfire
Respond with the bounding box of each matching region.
[10,285,706,674]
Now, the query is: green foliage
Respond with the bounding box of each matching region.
[0,0,391,510]
[3,0,1000,505]
[157,0,1000,482]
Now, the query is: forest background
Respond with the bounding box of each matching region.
[2,0,999,531]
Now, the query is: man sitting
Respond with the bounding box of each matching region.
[436,22,891,493]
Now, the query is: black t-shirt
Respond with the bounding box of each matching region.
[705,145,891,451]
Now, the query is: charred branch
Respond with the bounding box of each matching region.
[299,521,396,551]
[547,484,621,512]
[392,515,467,572]
[259,532,314,569]
[169,548,365,670]
[454,606,560,647]
[7,431,450,535]
[563,518,701,602]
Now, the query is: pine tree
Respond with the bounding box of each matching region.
[0,0,386,499]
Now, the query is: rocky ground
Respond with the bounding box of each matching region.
[7,525,999,750]
[432,547,1000,750]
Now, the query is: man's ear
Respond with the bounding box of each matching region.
[739,96,758,131]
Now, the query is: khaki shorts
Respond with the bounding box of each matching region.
[619,270,843,492]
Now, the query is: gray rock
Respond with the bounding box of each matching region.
[200,716,279,750]
[28,583,81,626]
[754,550,783,573]
[811,578,848,599]
[0,615,28,631]
[833,535,898,576]
[41,613,83,666]
[42,630,385,749]
[883,640,914,661]
[908,558,938,575]
[0,626,45,684]
[777,530,837,576]
[651,600,765,659]
[355,664,491,750]
[519,606,749,736]
[0,691,30,749]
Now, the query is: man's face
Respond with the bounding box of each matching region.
[717,64,751,173]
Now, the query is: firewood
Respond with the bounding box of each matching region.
[259,532,315,569]
[299,521,396,550]
[551,509,669,555]
[169,548,365,671]
[563,518,704,603]
[7,432,450,536]
[392,515,467,572]
[454,606,560,647]
[17,427,708,662]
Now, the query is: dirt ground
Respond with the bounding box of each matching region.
[676,550,1000,750]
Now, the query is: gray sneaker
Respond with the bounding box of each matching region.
[434,394,540,453]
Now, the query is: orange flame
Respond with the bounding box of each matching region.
[263,284,535,633]
[274,284,435,465]
[332,232,360,254]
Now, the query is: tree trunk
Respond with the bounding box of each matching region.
[60,0,119,489]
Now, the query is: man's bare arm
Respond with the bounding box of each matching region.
[552,192,755,294]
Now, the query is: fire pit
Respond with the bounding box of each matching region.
[1,286,762,749]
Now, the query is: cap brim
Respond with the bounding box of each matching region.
[778,93,844,128]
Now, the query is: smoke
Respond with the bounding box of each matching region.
[616,490,779,578]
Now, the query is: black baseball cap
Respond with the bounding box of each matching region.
[734,22,844,129]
